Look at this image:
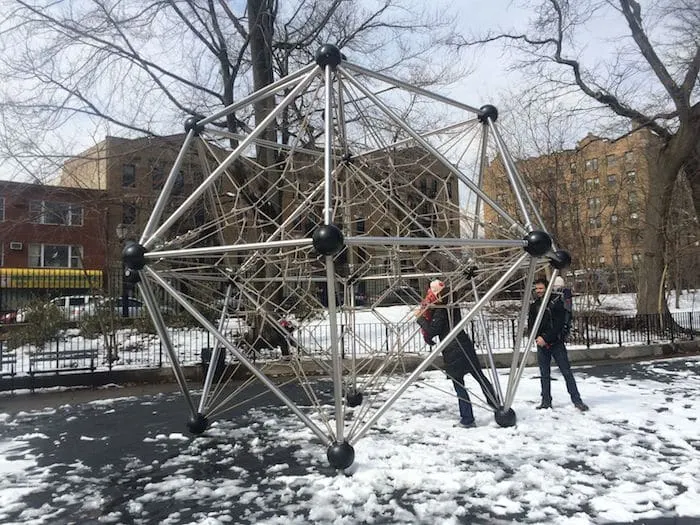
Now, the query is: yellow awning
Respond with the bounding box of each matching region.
[0,268,103,289]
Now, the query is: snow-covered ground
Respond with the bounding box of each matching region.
[0,356,698,524]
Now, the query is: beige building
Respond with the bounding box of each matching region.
[484,127,662,291]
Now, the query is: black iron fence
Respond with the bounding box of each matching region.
[0,310,697,387]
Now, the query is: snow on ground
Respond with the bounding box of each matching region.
[0,357,699,524]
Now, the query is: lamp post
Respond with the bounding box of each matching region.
[115,223,130,318]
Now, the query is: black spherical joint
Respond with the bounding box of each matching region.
[186,413,209,434]
[478,104,499,124]
[494,407,516,427]
[184,116,205,136]
[315,44,343,68]
[523,230,553,257]
[312,224,345,256]
[549,250,572,270]
[346,390,364,408]
[124,267,141,285]
[122,241,147,271]
[327,441,355,470]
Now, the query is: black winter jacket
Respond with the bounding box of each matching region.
[527,295,566,346]
[419,306,476,359]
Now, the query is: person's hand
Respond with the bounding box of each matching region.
[535,336,547,347]
[424,335,435,346]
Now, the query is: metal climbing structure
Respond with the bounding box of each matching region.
[123,44,571,470]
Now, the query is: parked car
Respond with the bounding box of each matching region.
[16,295,100,323]
[84,297,175,318]
[0,310,17,324]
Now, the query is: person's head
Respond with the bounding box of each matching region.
[553,276,565,290]
[428,279,446,302]
[533,278,548,298]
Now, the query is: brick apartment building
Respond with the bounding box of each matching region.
[0,180,107,310]
[484,127,699,292]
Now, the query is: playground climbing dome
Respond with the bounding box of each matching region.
[123,44,571,471]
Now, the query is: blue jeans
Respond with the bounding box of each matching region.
[451,376,475,424]
[537,341,582,404]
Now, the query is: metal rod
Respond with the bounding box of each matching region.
[506,269,560,408]
[145,267,332,446]
[352,252,529,444]
[144,66,320,250]
[343,62,482,114]
[504,258,538,404]
[138,275,198,417]
[321,63,346,443]
[140,129,197,244]
[197,283,234,414]
[344,236,526,248]
[199,62,318,127]
[488,119,536,231]
[144,238,314,259]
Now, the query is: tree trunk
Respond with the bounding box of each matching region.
[636,124,697,314]
[247,0,277,167]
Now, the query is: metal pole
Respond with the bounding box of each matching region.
[138,275,199,418]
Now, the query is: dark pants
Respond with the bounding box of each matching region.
[445,344,499,423]
[537,341,582,404]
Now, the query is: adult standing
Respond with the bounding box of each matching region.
[417,281,499,427]
[528,277,589,411]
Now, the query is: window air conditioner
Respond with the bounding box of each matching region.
[9,242,23,250]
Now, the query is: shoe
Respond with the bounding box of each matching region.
[574,402,589,412]
[536,402,552,410]
[454,420,477,428]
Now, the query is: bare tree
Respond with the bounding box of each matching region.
[0,0,464,180]
[453,0,700,314]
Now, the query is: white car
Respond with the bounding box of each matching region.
[84,297,175,318]
[16,295,99,323]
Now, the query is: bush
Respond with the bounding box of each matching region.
[7,299,64,350]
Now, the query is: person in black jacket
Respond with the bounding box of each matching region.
[418,284,499,427]
[528,277,589,411]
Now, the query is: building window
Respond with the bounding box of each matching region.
[28,244,83,268]
[590,236,602,247]
[151,162,166,190]
[628,191,639,209]
[0,243,3,266]
[122,164,136,187]
[589,216,602,228]
[624,151,634,164]
[446,182,453,199]
[173,170,185,195]
[629,229,642,244]
[570,162,576,173]
[356,217,366,234]
[570,181,579,190]
[584,158,599,171]
[626,170,637,183]
[29,201,83,226]
[0,197,4,221]
[587,197,601,212]
[607,174,617,186]
[599,255,606,265]
[606,154,616,167]
[632,252,641,264]
[629,212,639,223]
[608,193,618,206]
[122,203,137,225]
[610,214,618,224]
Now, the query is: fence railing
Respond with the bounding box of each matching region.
[0,310,697,385]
